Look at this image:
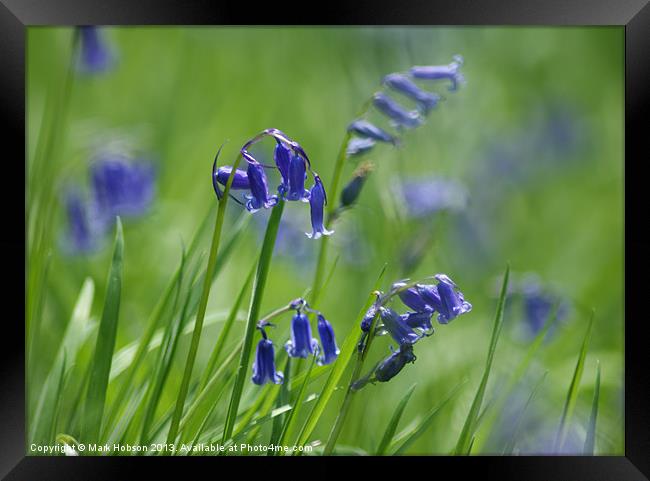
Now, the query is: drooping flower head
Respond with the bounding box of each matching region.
[348,119,397,144]
[285,312,319,359]
[372,92,422,129]
[434,274,473,324]
[383,73,441,113]
[251,328,284,386]
[379,306,423,346]
[316,314,340,366]
[212,128,332,239]
[410,55,466,91]
[77,26,114,73]
[374,344,417,383]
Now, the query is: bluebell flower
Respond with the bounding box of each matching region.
[348,119,397,144]
[435,274,472,324]
[316,314,340,365]
[274,141,292,194]
[252,336,284,385]
[306,175,334,239]
[214,166,251,190]
[339,161,373,210]
[77,26,113,73]
[410,55,465,91]
[401,311,434,334]
[285,312,319,358]
[346,137,376,157]
[383,73,441,113]
[286,153,310,202]
[379,306,423,346]
[393,281,433,313]
[361,303,379,332]
[63,189,102,253]
[519,278,570,337]
[374,345,417,383]
[372,92,422,129]
[90,154,155,220]
[245,160,278,213]
[416,284,444,313]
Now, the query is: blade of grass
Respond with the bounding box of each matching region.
[555,311,594,451]
[502,371,548,455]
[393,380,467,454]
[269,356,292,451]
[167,148,245,445]
[454,263,510,454]
[278,354,317,449]
[221,201,285,443]
[375,384,417,455]
[295,264,387,450]
[584,360,601,454]
[81,218,124,442]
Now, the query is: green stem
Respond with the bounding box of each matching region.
[166,152,241,445]
[222,201,285,443]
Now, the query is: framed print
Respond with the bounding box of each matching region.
[2,0,648,479]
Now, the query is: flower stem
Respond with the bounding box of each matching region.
[166,151,241,446]
[222,201,285,443]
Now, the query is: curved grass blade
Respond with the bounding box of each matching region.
[393,380,467,454]
[555,311,594,452]
[502,371,548,455]
[81,218,124,443]
[375,384,416,455]
[221,201,285,443]
[269,356,292,451]
[584,360,601,454]
[454,264,510,455]
[278,354,317,449]
[295,264,387,449]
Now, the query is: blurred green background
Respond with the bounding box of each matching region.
[27,27,623,454]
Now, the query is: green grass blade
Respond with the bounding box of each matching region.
[269,356,292,450]
[393,380,467,454]
[502,371,548,455]
[584,360,601,454]
[221,201,285,443]
[199,261,255,392]
[375,384,416,455]
[278,354,317,448]
[295,264,387,449]
[555,311,594,451]
[454,264,510,454]
[81,218,124,442]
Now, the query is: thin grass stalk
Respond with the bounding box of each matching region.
[166,151,243,445]
[221,201,285,443]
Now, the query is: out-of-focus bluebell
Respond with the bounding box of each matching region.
[90,154,156,220]
[62,188,104,253]
[338,161,374,211]
[306,175,334,239]
[383,73,441,113]
[251,332,284,386]
[410,55,466,91]
[347,119,397,144]
[316,314,340,365]
[372,92,422,129]
[395,176,468,219]
[77,26,114,74]
[346,137,376,157]
[285,312,319,359]
[374,344,416,383]
[518,275,571,337]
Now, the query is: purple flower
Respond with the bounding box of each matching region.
[77,26,113,73]
[379,306,423,346]
[214,166,251,190]
[274,141,292,195]
[361,303,378,332]
[410,55,465,91]
[375,345,417,383]
[372,92,422,129]
[383,73,441,113]
[348,119,396,144]
[346,137,376,157]
[306,175,334,239]
[63,189,103,253]
[416,284,444,313]
[393,281,433,313]
[90,154,155,221]
[286,154,310,202]
[316,314,340,365]
[285,312,319,358]
[245,161,278,213]
[435,274,472,324]
[252,336,284,385]
[401,311,434,334]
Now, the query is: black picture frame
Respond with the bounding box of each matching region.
[2,0,648,479]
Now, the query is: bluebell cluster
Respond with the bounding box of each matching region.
[77,26,114,74]
[356,274,471,387]
[252,298,339,385]
[346,55,465,158]
[213,128,334,239]
[63,153,155,253]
